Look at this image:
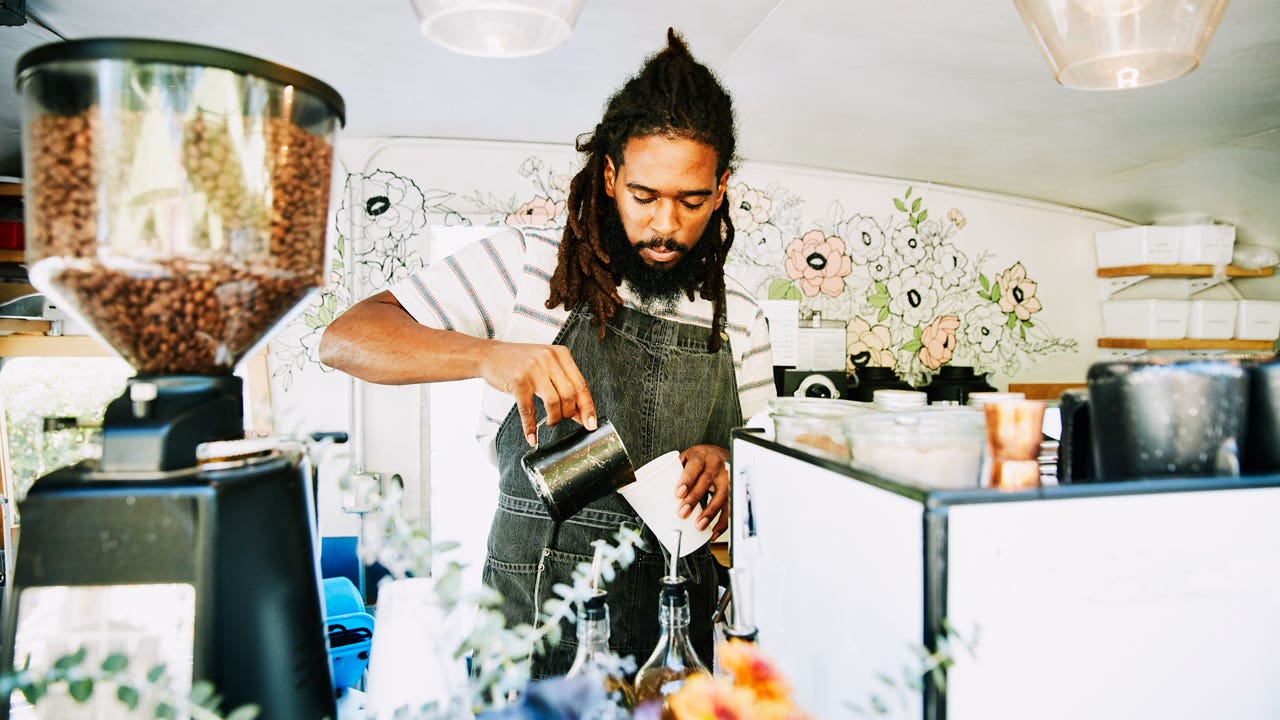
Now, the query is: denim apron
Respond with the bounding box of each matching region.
[482,304,742,678]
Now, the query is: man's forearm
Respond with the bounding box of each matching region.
[318,290,493,385]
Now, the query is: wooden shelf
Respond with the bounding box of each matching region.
[1097,264,1274,279]
[0,335,111,358]
[0,250,23,263]
[0,183,21,198]
[1098,337,1276,351]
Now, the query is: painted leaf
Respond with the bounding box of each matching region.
[877,281,889,295]
[868,293,887,308]
[906,186,913,199]
[1006,313,1018,329]
[336,234,345,258]
[894,198,907,212]
[918,209,929,224]
[878,306,891,323]
[990,282,1002,303]
[914,324,924,340]
[1020,324,1027,340]
[783,284,803,301]
[1024,319,1036,328]
[768,278,798,300]
[911,197,922,213]
[903,340,923,353]
[979,274,990,292]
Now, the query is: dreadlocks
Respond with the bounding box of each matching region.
[546,28,738,353]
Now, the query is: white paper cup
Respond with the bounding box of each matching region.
[618,451,714,557]
[365,577,469,719]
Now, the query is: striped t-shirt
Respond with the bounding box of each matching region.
[390,225,776,456]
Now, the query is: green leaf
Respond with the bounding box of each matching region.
[893,198,907,212]
[146,664,166,684]
[914,324,924,340]
[20,680,45,705]
[1006,313,1018,329]
[867,294,887,308]
[68,677,93,702]
[877,306,891,323]
[226,706,262,720]
[53,648,85,671]
[117,684,140,710]
[918,209,928,224]
[304,312,324,330]
[905,187,913,199]
[1019,323,1027,340]
[1023,319,1035,328]
[903,340,923,353]
[189,680,216,706]
[910,217,919,231]
[911,197,921,213]
[156,701,176,719]
[989,281,1002,303]
[783,284,803,301]
[101,654,128,673]
[335,234,345,259]
[979,274,990,292]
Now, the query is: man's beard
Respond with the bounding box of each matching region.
[602,208,718,305]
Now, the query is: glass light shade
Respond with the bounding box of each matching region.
[411,0,585,58]
[1012,0,1231,90]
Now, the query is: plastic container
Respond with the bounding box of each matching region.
[16,38,345,375]
[1187,299,1239,340]
[845,410,986,489]
[1094,226,1182,268]
[1234,300,1280,341]
[1101,299,1190,338]
[1179,224,1236,265]
[769,397,875,461]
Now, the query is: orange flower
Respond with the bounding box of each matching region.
[668,674,754,720]
[670,642,813,720]
[717,640,792,702]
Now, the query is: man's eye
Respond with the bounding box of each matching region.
[682,201,706,210]
[633,196,655,205]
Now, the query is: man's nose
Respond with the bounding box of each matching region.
[650,199,679,236]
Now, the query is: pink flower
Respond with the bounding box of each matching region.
[505,196,565,227]
[918,315,961,370]
[846,317,896,371]
[995,262,1043,321]
[784,229,852,297]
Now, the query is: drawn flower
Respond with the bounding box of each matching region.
[846,316,896,371]
[885,267,938,327]
[505,196,565,227]
[948,207,967,229]
[338,169,428,241]
[964,302,1005,354]
[785,229,853,297]
[928,242,969,289]
[867,253,895,282]
[845,215,886,263]
[550,173,571,192]
[518,156,545,178]
[995,262,1043,321]
[890,227,930,267]
[729,182,773,234]
[918,314,961,370]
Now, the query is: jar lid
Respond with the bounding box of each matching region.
[16,37,346,125]
[873,389,928,409]
[967,391,1026,406]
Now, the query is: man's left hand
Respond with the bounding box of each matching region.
[676,445,730,538]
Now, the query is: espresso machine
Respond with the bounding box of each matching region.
[2,39,344,718]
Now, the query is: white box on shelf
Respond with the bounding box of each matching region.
[1234,300,1280,341]
[1101,299,1190,338]
[1187,300,1239,340]
[1180,224,1236,265]
[1094,226,1182,268]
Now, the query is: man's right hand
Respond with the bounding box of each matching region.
[480,342,597,446]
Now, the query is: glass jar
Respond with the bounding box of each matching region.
[768,397,875,461]
[920,365,997,405]
[872,389,928,412]
[845,410,986,489]
[17,38,345,376]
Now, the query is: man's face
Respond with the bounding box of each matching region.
[604,135,730,271]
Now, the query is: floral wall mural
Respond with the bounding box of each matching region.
[272,141,1085,393]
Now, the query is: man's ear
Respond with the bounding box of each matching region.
[713,169,730,210]
[604,155,618,198]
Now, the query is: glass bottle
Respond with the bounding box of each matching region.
[633,575,709,717]
[566,589,636,716]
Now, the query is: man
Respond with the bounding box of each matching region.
[320,29,774,676]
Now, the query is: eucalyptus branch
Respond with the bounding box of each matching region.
[0,648,258,720]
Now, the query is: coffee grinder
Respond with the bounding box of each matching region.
[2,39,345,718]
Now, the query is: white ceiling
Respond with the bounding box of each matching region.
[2,0,1279,245]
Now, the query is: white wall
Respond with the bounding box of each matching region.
[266,136,1159,558]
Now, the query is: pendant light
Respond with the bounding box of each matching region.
[411,0,585,58]
[1012,0,1232,90]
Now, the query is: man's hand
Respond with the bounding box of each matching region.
[480,341,597,446]
[675,445,730,537]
